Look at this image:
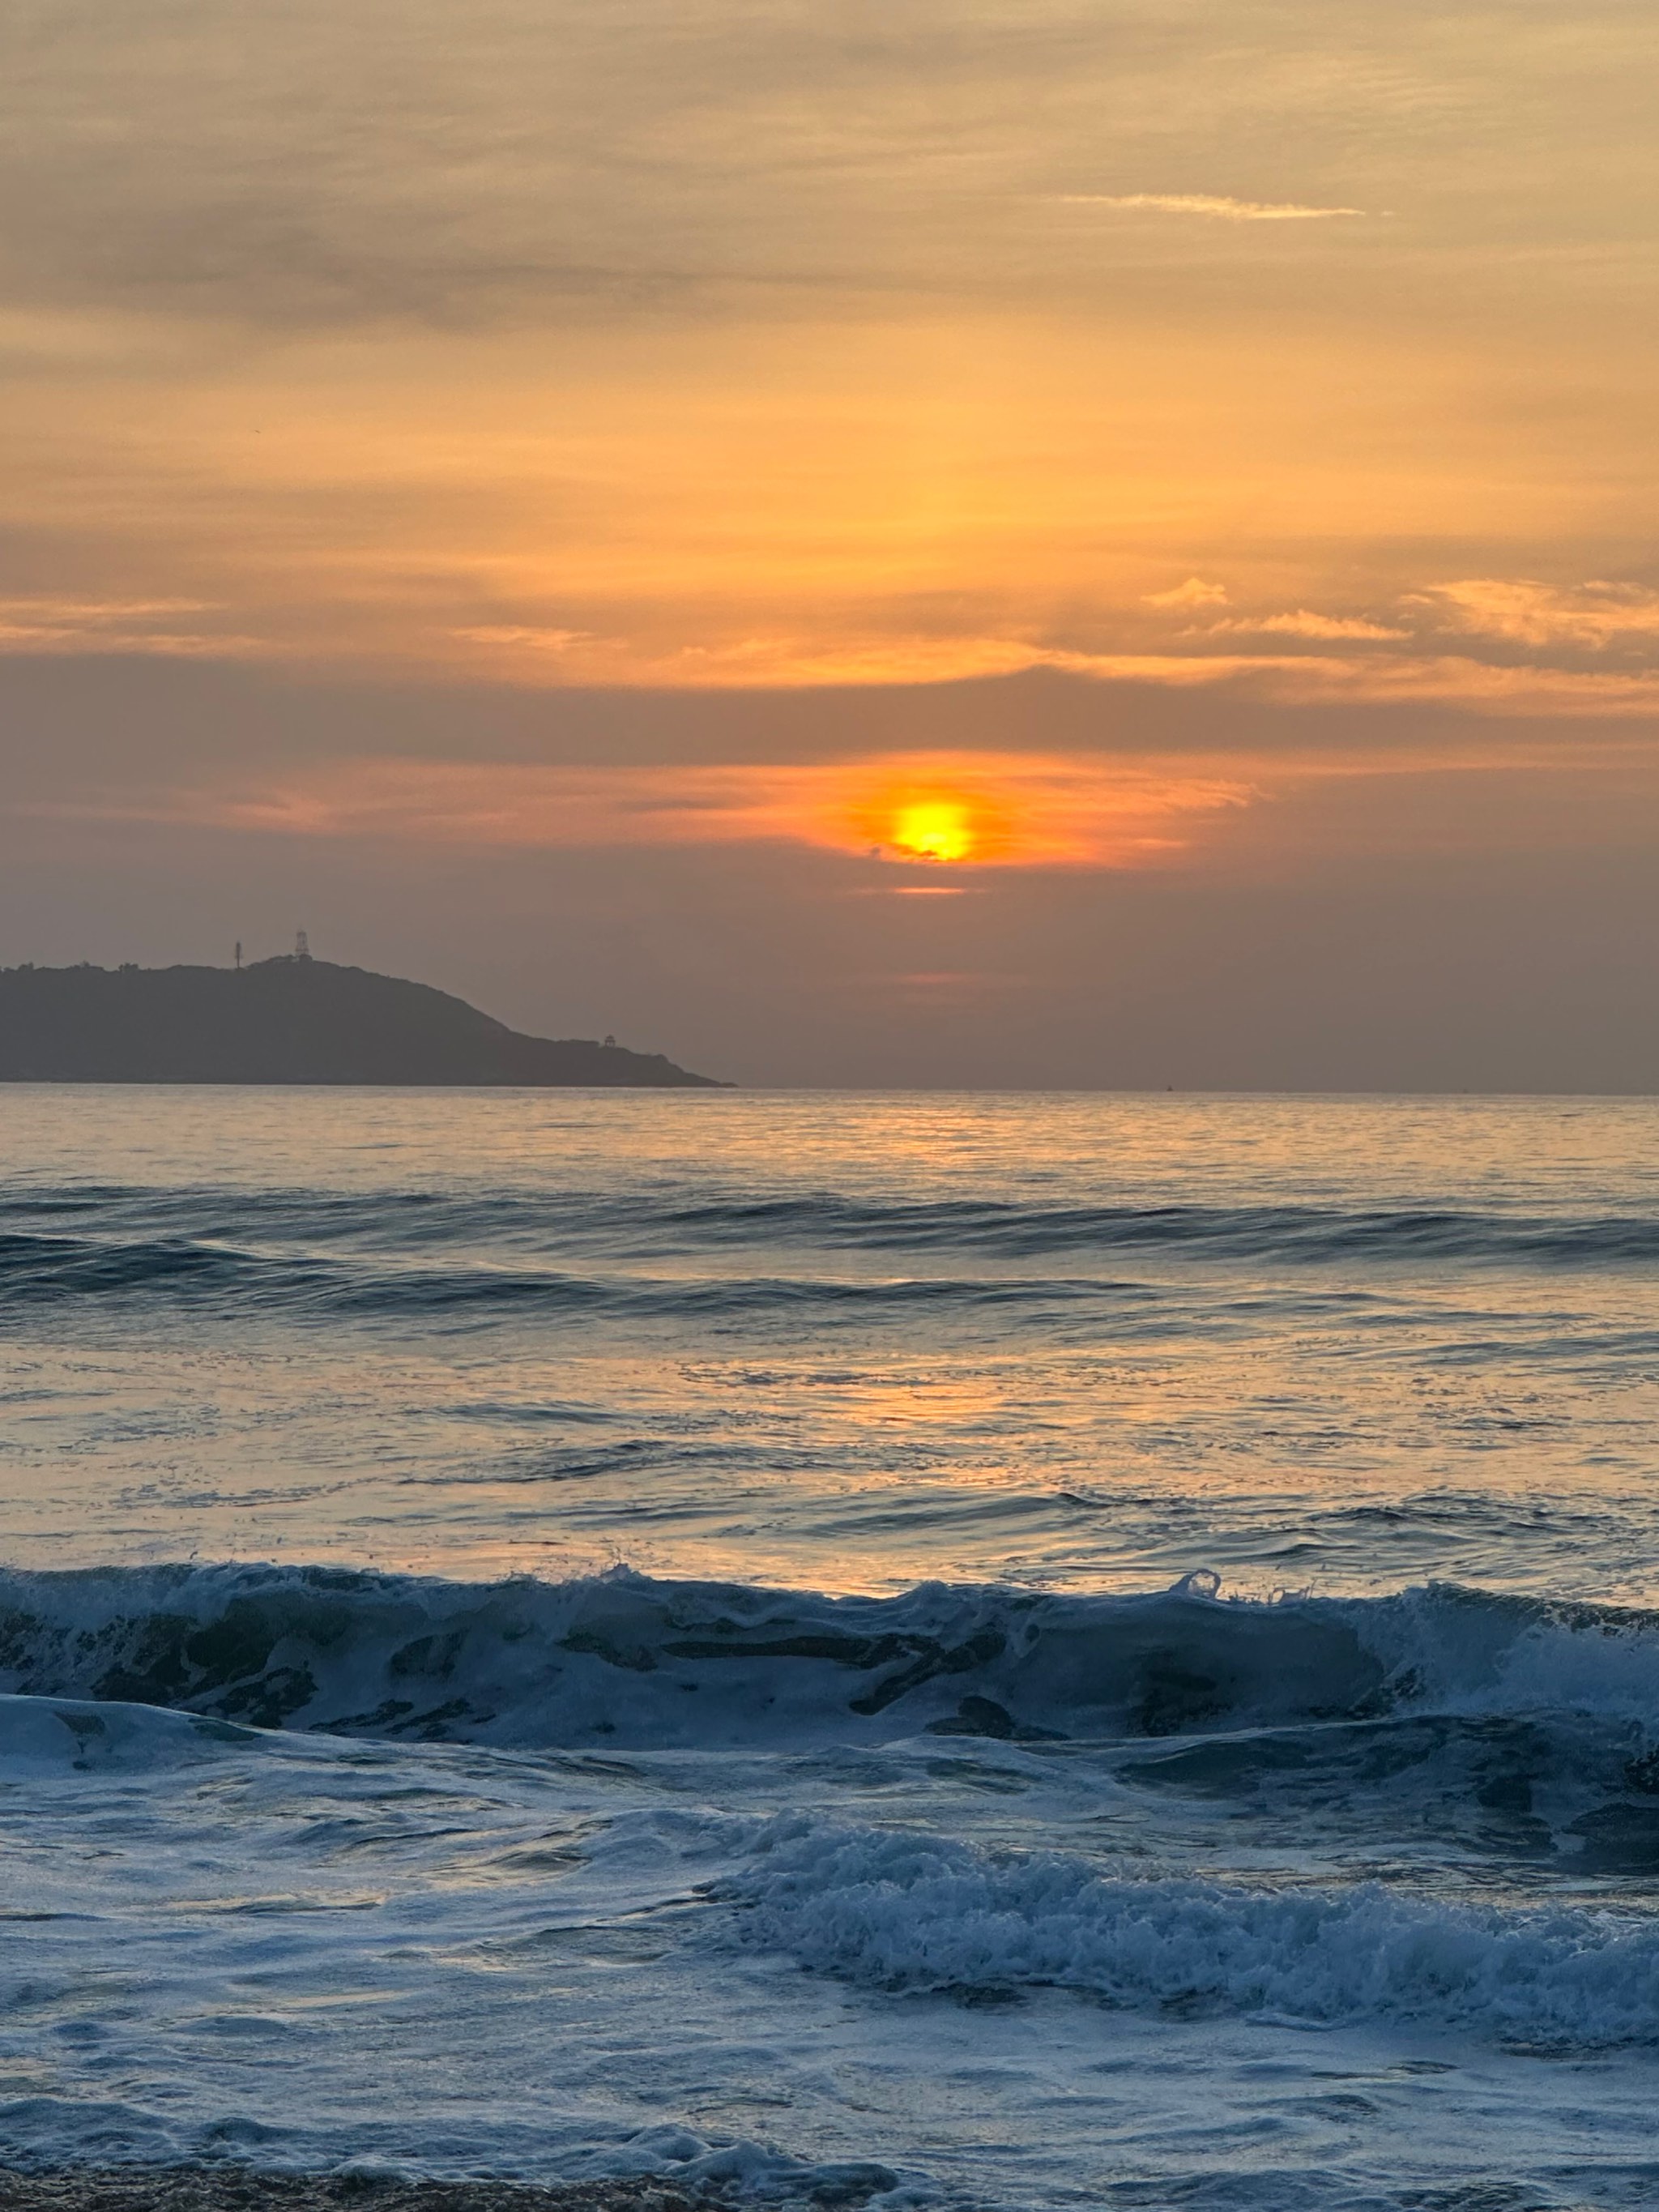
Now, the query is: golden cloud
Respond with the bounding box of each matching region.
[434,628,1659,711]
[1054,194,1370,220]
[1408,579,1659,651]
[1214,611,1410,642]
[0,596,253,656]
[1144,578,1230,610]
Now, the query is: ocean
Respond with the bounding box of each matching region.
[2,1087,1658,2210]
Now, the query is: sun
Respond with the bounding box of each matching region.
[891,797,975,863]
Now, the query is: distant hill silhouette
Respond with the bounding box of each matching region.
[0,958,727,1087]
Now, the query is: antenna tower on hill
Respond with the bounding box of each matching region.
[295,929,311,961]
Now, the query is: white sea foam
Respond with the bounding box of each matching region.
[725,1816,1659,2046]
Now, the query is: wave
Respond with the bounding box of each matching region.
[0,1688,260,1774]
[3,1563,1659,1766]
[0,2103,904,2206]
[3,1185,1657,1290]
[721,1813,1659,2045]
[599,1194,1659,1269]
[0,1228,606,1315]
[0,1229,1146,1320]
[5,1211,1656,1333]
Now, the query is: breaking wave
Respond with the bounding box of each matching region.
[3,1562,1659,1761]
[722,1814,1659,2046]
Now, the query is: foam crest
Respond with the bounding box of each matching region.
[726,1816,1659,2045]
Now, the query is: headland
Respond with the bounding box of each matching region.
[0,958,726,1087]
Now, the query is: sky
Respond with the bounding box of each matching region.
[2,0,1657,1087]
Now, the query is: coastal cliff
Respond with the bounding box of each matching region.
[0,958,726,1087]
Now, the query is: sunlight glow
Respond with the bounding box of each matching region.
[891,799,975,863]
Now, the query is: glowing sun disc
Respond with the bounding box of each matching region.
[892,798,975,862]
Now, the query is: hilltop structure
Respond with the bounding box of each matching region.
[0,957,726,1087]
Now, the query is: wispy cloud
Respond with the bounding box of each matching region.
[1409,579,1659,651]
[0,596,241,655]
[432,626,1659,713]
[9,589,1659,720]
[1056,194,1369,221]
[1145,578,1230,609]
[1212,611,1410,641]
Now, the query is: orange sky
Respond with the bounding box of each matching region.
[2,0,1657,1083]
[4,2,1657,702]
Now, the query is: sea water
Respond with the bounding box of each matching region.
[1,1087,1658,2208]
